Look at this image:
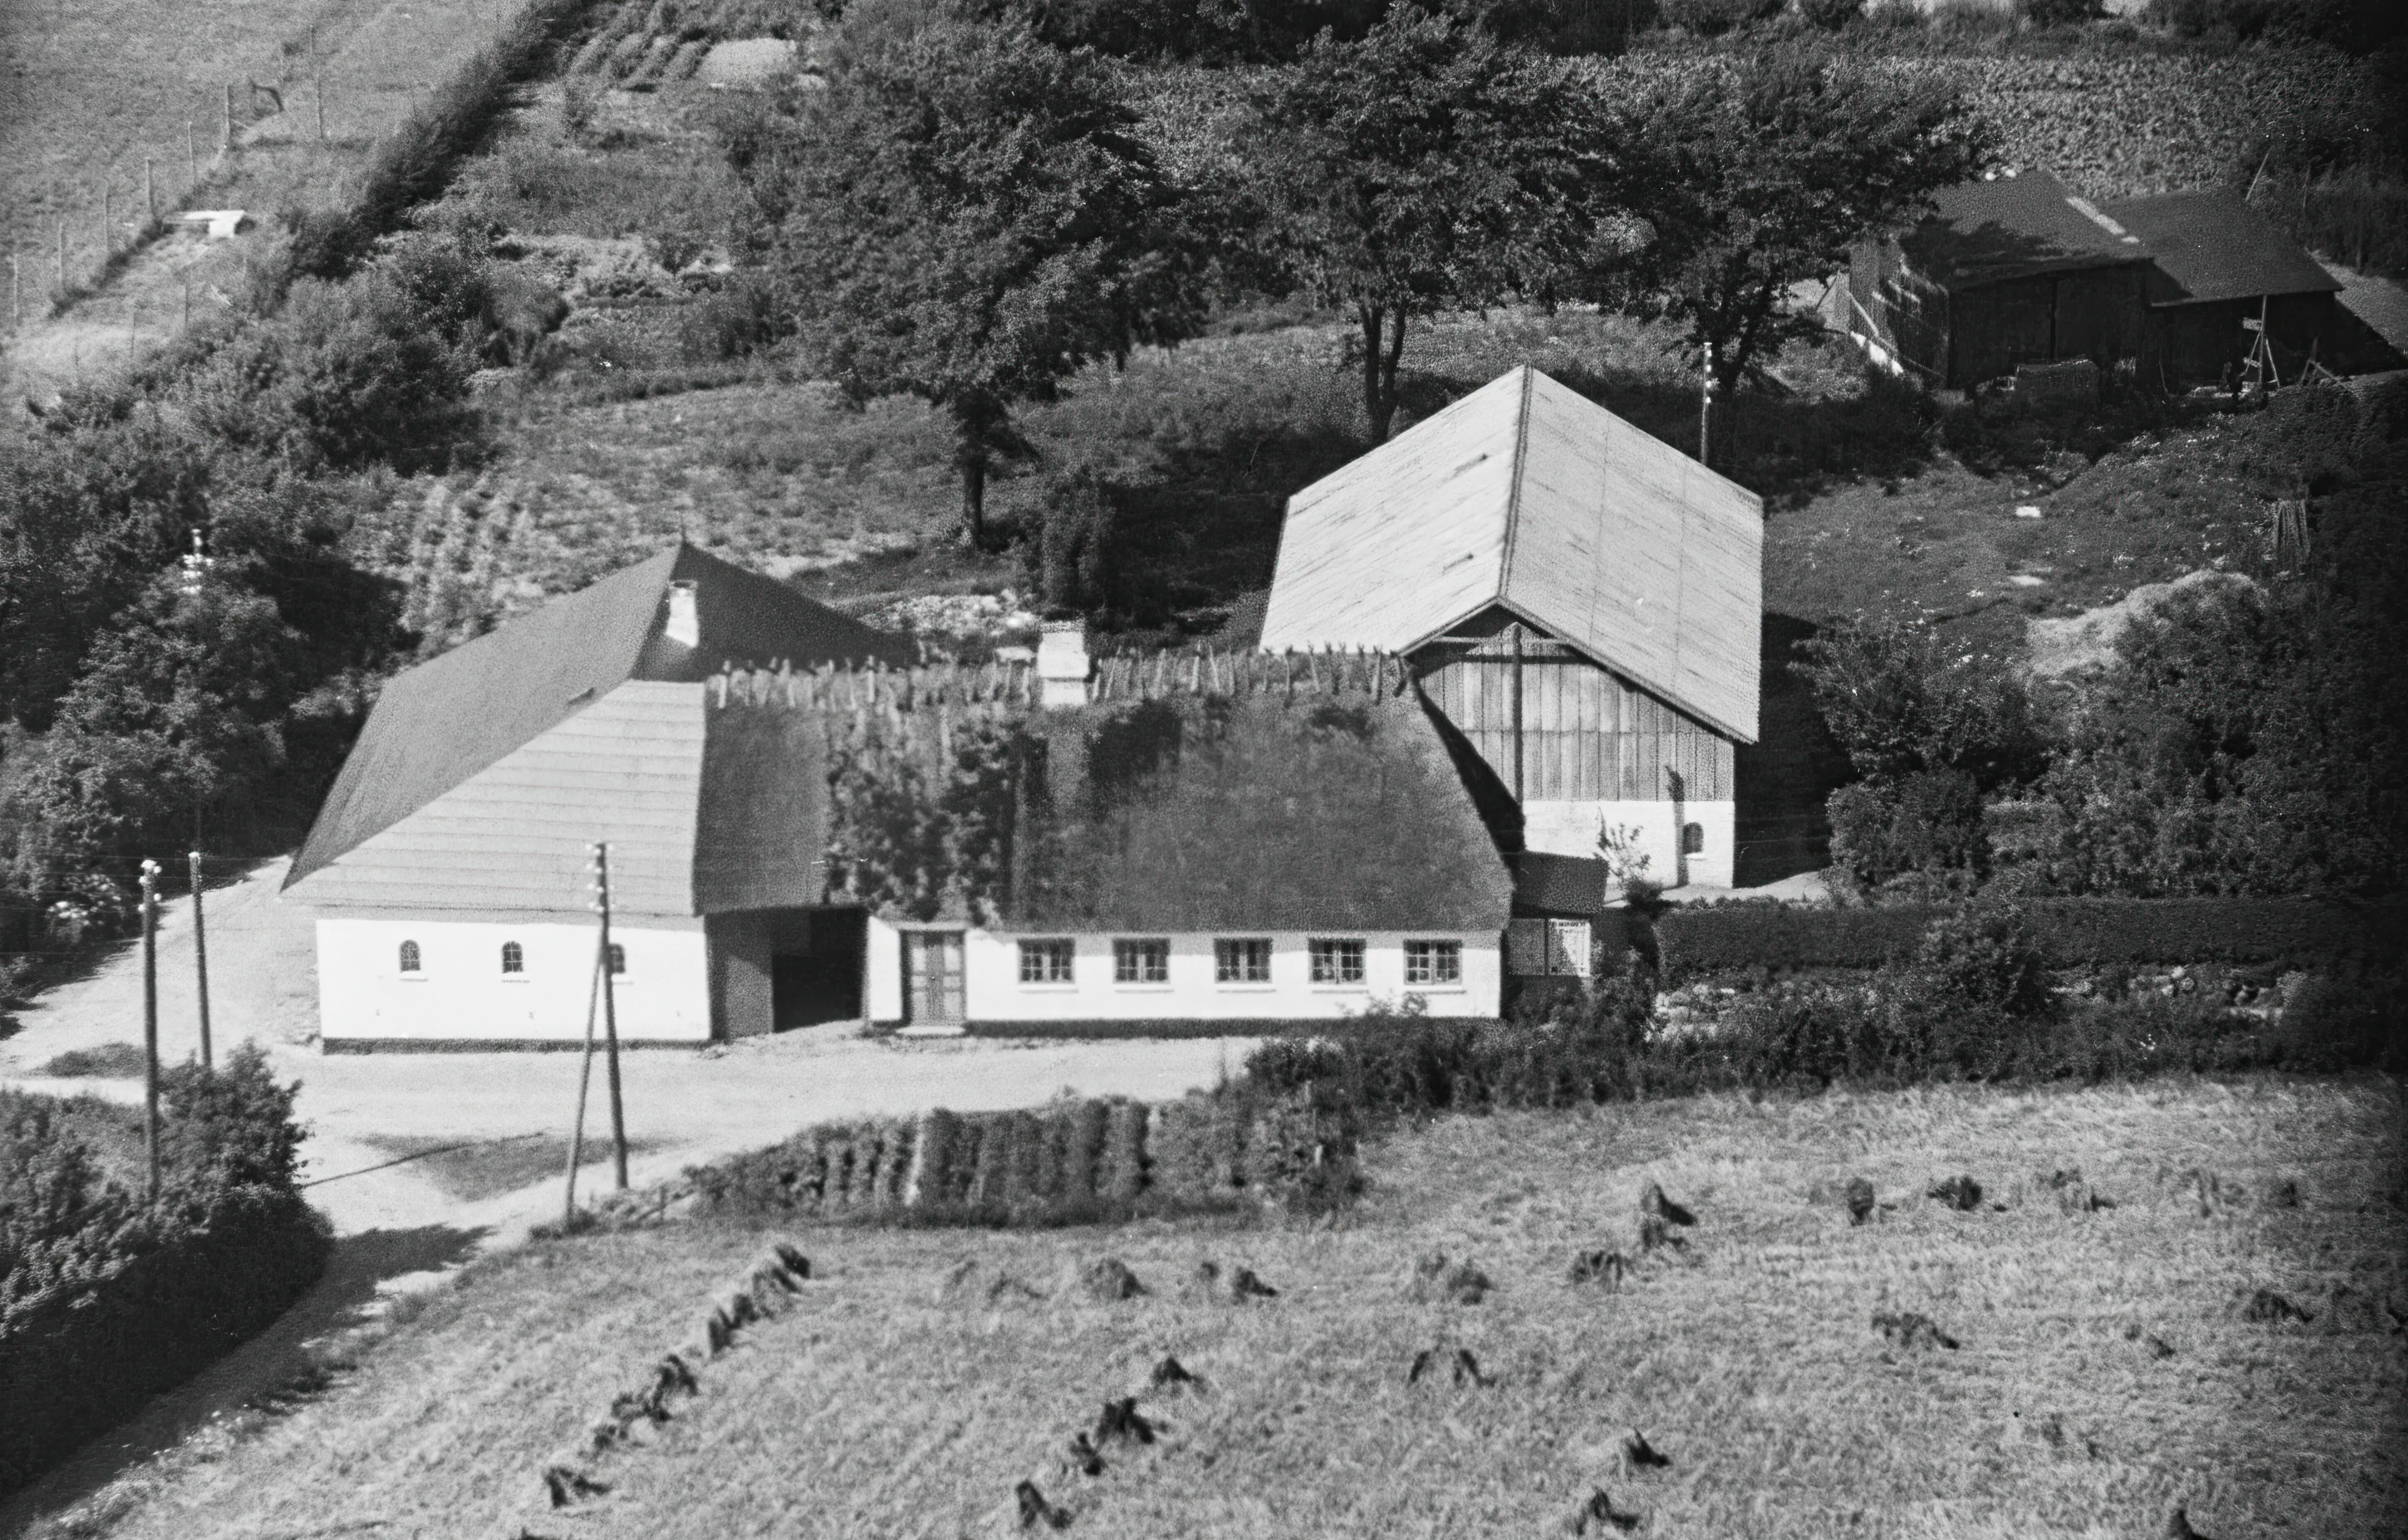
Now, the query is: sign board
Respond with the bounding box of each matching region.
[2242,317,2263,332]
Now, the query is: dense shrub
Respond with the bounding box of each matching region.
[2018,0,2100,26]
[0,1046,328,1499]
[1826,768,1988,890]
[1797,0,1864,26]
[1659,0,1782,33]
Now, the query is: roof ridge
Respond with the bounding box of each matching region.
[1496,364,1536,598]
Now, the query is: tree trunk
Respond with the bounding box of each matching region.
[960,454,987,551]
[1359,302,1408,442]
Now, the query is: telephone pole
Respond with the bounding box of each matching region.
[591,842,628,1191]
[190,850,213,1068]
[140,859,162,1205]
[1699,339,1715,469]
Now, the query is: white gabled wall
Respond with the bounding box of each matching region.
[1521,798,1736,892]
[317,916,711,1044]
[864,920,1500,1025]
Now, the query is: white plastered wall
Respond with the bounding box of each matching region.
[1520,799,1737,892]
[864,920,1501,1025]
[317,915,711,1044]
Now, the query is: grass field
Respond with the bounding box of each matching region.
[0,0,542,392]
[59,1075,2407,1540]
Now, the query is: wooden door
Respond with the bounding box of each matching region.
[903,931,966,1024]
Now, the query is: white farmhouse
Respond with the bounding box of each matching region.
[283,543,913,1049]
[1261,365,1764,892]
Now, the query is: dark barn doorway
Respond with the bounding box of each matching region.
[773,909,865,1030]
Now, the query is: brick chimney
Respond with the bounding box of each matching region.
[1037,620,1093,708]
[665,579,700,648]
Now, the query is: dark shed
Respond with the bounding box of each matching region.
[2100,190,2347,388]
[1849,168,2153,390]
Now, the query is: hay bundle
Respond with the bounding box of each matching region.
[821,1135,860,1218]
[968,1114,1015,1212]
[907,1109,964,1207]
[1927,1175,1983,1211]
[873,1122,915,1209]
[1099,1100,1149,1205]
[1004,1111,1045,1213]
[1077,1257,1147,1302]
[1871,1310,1959,1350]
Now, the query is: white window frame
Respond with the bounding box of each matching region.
[1018,938,1076,987]
[1214,937,1274,988]
[1309,937,1366,988]
[1404,939,1463,988]
[1113,937,1171,987]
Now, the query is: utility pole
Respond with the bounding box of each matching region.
[561,948,604,1230]
[190,850,213,1069]
[223,83,236,155]
[1699,339,1715,469]
[101,186,110,257]
[145,156,155,222]
[188,120,198,185]
[58,217,67,293]
[591,842,628,1191]
[140,859,162,1205]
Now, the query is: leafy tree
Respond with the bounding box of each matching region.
[726,15,1210,547]
[1615,48,1992,404]
[1798,618,2045,793]
[1244,4,1624,441]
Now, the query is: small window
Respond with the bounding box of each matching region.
[1114,938,1170,985]
[608,943,626,976]
[1309,938,1366,986]
[1019,939,1075,984]
[500,941,524,975]
[398,940,422,974]
[1215,938,1273,985]
[1405,939,1461,986]
[1682,822,1705,855]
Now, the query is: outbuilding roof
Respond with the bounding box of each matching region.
[2100,190,2343,307]
[1008,693,1515,933]
[286,543,910,893]
[1903,168,2148,289]
[1259,367,1762,743]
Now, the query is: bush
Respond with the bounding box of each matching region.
[2274,967,2407,1071]
[1798,0,1864,26]
[1659,0,1782,31]
[2018,0,2100,25]
[1827,769,1989,890]
[0,1047,328,1499]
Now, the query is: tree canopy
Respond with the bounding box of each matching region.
[1616,48,1992,404]
[726,15,1211,546]
[1243,4,1625,441]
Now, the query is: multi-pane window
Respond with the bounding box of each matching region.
[398,940,422,973]
[1682,822,1705,855]
[1309,937,1366,986]
[1019,939,1075,984]
[500,941,524,974]
[1114,938,1171,984]
[1215,938,1273,984]
[608,943,627,976]
[1404,939,1461,986]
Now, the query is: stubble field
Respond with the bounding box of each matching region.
[68,1075,2408,1540]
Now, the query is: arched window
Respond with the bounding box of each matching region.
[1681,822,1705,855]
[399,940,422,973]
[501,941,524,974]
[608,943,626,976]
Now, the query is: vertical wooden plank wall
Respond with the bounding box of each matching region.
[1416,641,1732,803]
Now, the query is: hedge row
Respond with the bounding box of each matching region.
[1655,898,2408,980]
[684,1087,1356,1225]
[290,0,602,278]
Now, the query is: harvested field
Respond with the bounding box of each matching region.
[62,1076,2408,1540]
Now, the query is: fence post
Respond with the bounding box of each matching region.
[188,120,198,185]
[56,218,66,295]
[9,247,18,327]
[101,186,111,258]
[591,843,629,1191]
[223,83,236,154]
[146,156,155,222]
[316,73,327,143]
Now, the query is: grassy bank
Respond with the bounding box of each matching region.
[52,1075,2407,1539]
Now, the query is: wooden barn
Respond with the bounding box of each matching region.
[283,542,914,1049]
[2100,189,2347,389]
[1848,167,2153,390]
[1258,365,1763,896]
